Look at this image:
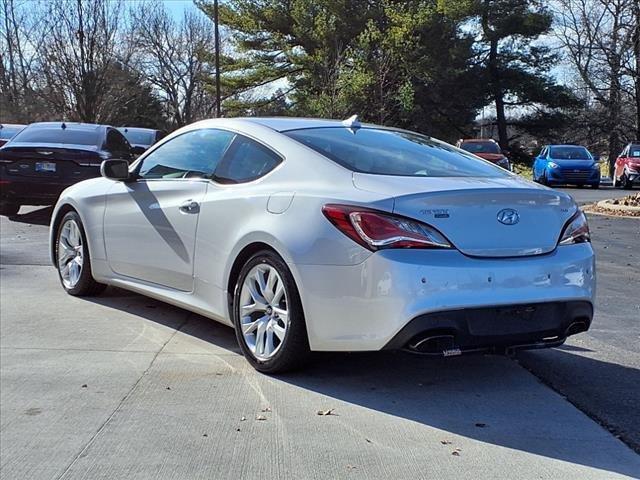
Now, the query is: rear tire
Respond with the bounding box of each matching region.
[0,202,20,216]
[621,173,633,190]
[55,211,106,296]
[539,171,548,186]
[591,183,600,189]
[232,250,310,373]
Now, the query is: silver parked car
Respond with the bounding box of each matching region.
[50,117,595,373]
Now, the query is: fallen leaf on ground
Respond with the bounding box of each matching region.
[261,407,271,412]
[451,451,460,456]
[440,440,452,445]
[240,416,246,421]
[81,384,87,388]
[317,408,336,416]
[256,415,267,421]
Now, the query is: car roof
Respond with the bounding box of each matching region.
[27,122,106,132]
[548,144,586,148]
[0,123,26,129]
[459,139,496,143]
[241,117,366,132]
[117,127,158,133]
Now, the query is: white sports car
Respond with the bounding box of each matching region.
[50,117,595,372]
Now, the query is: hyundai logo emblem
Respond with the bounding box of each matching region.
[497,208,520,225]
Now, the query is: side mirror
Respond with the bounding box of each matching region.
[131,145,146,156]
[101,159,130,181]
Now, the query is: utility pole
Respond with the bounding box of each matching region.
[214,0,221,118]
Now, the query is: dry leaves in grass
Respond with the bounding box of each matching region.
[255,414,267,421]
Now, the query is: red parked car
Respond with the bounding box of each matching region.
[456,138,511,170]
[613,142,640,189]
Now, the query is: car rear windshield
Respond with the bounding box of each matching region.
[460,141,500,154]
[121,129,155,145]
[11,127,101,146]
[0,126,23,140]
[549,146,592,160]
[284,127,508,177]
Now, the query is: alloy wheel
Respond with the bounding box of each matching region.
[58,219,84,289]
[239,264,289,360]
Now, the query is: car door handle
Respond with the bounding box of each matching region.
[179,199,200,214]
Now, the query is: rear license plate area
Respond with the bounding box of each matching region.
[35,161,56,173]
[468,304,561,336]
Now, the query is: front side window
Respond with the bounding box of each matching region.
[214,135,282,183]
[284,127,508,178]
[138,129,235,179]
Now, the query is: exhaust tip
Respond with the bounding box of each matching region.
[565,321,588,336]
[408,334,456,354]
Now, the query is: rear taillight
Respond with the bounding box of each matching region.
[558,211,590,245]
[322,204,453,251]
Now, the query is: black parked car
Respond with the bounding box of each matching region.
[117,127,165,155]
[0,122,133,216]
[0,124,26,148]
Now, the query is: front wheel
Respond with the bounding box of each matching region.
[621,173,633,190]
[55,211,106,296]
[232,250,310,373]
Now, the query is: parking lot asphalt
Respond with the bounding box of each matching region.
[1,192,639,479]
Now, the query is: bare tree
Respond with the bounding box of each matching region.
[555,0,637,174]
[0,0,47,121]
[33,0,136,123]
[130,1,216,127]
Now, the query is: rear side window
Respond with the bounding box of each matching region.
[214,135,282,183]
[138,129,235,179]
[105,129,131,154]
[11,126,101,146]
[284,127,507,178]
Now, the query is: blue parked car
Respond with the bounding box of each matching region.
[533,145,600,188]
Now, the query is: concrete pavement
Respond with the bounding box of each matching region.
[1,206,639,479]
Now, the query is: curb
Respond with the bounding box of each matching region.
[596,199,640,213]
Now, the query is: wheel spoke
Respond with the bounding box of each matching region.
[273,306,288,324]
[272,322,286,341]
[242,315,266,335]
[272,280,285,305]
[264,327,275,356]
[255,320,267,355]
[264,267,277,302]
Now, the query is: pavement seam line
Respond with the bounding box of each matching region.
[53,312,192,480]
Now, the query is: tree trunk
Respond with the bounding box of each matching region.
[488,37,508,149]
[634,0,640,140]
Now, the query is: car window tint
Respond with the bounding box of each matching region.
[11,127,101,146]
[119,129,156,146]
[138,129,235,180]
[630,144,640,157]
[214,135,282,183]
[106,129,131,154]
[549,146,591,160]
[285,127,507,178]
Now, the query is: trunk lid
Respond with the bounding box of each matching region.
[0,143,102,178]
[353,173,577,258]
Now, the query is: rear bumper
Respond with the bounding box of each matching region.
[292,243,595,351]
[383,301,592,354]
[0,167,100,205]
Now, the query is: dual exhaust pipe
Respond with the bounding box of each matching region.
[405,321,588,357]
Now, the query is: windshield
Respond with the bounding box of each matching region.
[0,125,24,140]
[11,127,101,146]
[284,127,508,178]
[120,129,155,146]
[629,144,640,158]
[549,146,592,160]
[460,141,501,154]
